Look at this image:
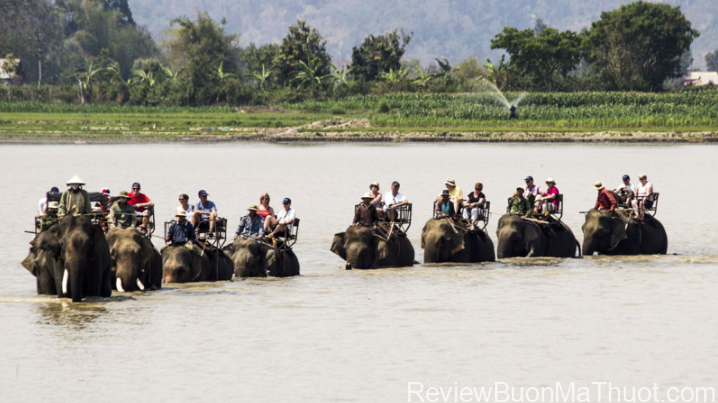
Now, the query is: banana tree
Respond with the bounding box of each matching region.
[413,65,435,90]
[130,69,156,87]
[291,58,332,90]
[379,66,409,85]
[215,61,237,82]
[483,56,511,90]
[329,62,349,87]
[74,61,111,104]
[251,63,273,91]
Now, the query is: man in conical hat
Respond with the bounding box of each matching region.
[58,175,92,217]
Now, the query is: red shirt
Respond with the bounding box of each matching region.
[127,192,151,212]
[595,188,617,211]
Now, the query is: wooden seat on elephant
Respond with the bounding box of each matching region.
[196,217,228,248]
[278,218,300,250]
[645,192,659,217]
[549,194,564,222]
[471,201,490,231]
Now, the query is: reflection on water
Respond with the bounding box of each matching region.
[1,143,717,402]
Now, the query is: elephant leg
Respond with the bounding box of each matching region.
[345,263,352,270]
[37,269,56,295]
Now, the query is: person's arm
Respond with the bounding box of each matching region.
[352,206,361,226]
[394,197,409,209]
[84,192,92,215]
[58,192,67,217]
[107,207,116,228]
[447,202,455,218]
[594,194,600,210]
[166,224,174,243]
[523,199,532,217]
[235,219,245,238]
[130,209,138,226]
[477,197,485,207]
[283,209,295,225]
[506,197,512,214]
[371,193,382,206]
[256,218,265,239]
[608,191,617,211]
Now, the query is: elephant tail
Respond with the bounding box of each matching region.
[575,239,582,258]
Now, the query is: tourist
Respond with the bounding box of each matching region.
[92,188,112,213]
[177,194,194,216]
[108,191,137,229]
[507,187,532,218]
[369,182,383,209]
[534,178,560,215]
[383,181,409,221]
[36,186,59,218]
[523,176,540,207]
[257,193,275,222]
[593,182,617,212]
[166,209,195,246]
[353,192,378,228]
[265,197,296,237]
[58,175,92,217]
[631,174,654,219]
[127,182,154,231]
[192,189,218,233]
[614,174,635,205]
[436,189,455,222]
[234,205,264,240]
[463,182,486,224]
[444,178,463,216]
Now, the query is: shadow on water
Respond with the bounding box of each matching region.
[34,301,110,328]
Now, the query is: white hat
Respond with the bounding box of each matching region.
[638,173,647,180]
[594,181,604,190]
[545,177,556,184]
[445,178,456,186]
[66,175,85,186]
[175,208,187,217]
[361,192,374,199]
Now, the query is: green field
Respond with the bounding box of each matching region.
[1,91,717,139]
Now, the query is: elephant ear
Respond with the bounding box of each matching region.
[330,232,346,260]
[262,245,278,276]
[222,242,236,257]
[450,229,465,256]
[21,250,36,276]
[374,235,390,263]
[609,217,628,250]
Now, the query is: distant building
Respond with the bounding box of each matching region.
[0,57,21,82]
[683,71,718,87]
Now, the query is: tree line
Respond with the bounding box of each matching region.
[0,0,713,107]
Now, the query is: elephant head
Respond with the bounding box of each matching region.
[106,227,157,292]
[420,218,465,263]
[55,215,112,302]
[496,215,544,258]
[330,226,376,269]
[582,209,628,255]
[161,245,208,283]
[224,238,277,277]
[21,225,62,295]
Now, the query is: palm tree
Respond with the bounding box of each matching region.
[74,61,111,104]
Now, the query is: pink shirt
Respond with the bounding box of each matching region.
[544,186,560,207]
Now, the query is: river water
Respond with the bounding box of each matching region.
[1,143,717,403]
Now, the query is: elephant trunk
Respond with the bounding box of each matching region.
[346,244,372,269]
[115,254,141,292]
[64,259,84,302]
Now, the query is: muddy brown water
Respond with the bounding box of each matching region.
[1,143,717,402]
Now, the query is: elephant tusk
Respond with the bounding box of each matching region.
[116,278,125,292]
[62,269,69,295]
[136,279,145,291]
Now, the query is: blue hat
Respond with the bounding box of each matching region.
[50,186,59,192]
[198,190,208,196]
[132,182,141,188]
[622,174,630,180]
[283,197,291,204]
[525,176,533,181]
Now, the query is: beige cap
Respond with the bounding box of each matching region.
[594,181,604,190]
[361,192,374,199]
[248,204,258,211]
[369,182,380,189]
[117,190,132,199]
[445,178,456,186]
[638,173,647,180]
[66,175,85,186]
[175,209,187,217]
[546,177,556,184]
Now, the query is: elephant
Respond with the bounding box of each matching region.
[496,215,580,258]
[582,209,668,255]
[330,226,415,269]
[106,227,162,292]
[420,218,495,263]
[161,243,233,283]
[223,238,300,277]
[21,215,112,302]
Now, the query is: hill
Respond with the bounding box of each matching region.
[111,0,718,68]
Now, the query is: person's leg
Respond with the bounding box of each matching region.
[631,199,640,217]
[462,208,470,220]
[471,208,478,221]
[271,223,287,237]
[209,211,218,232]
[264,215,276,232]
[191,211,202,227]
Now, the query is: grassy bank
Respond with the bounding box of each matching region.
[1,92,717,141]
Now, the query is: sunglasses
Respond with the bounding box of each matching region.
[132,188,140,190]
[179,198,186,201]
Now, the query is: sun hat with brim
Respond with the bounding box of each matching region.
[66,175,85,186]
[361,192,374,199]
[175,210,187,217]
[441,189,450,196]
[369,182,380,189]
[638,173,647,180]
[445,178,456,186]
[594,182,604,190]
[545,177,556,184]
[117,190,132,199]
[248,205,258,211]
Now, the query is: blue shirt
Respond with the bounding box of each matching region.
[195,200,217,220]
[235,214,264,238]
[167,220,196,244]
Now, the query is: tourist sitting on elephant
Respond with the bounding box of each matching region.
[265,197,296,238]
[631,173,654,219]
[593,182,617,212]
[443,178,463,216]
[507,187,532,218]
[353,192,378,229]
[177,193,195,216]
[523,176,540,207]
[36,186,59,218]
[435,190,456,222]
[127,182,154,231]
[58,175,92,217]
[534,178,559,215]
[235,205,264,240]
[257,192,275,222]
[368,182,383,209]
[613,174,635,206]
[463,182,486,225]
[92,188,112,214]
[383,181,408,221]
[166,209,195,246]
[108,191,137,229]
[192,189,218,233]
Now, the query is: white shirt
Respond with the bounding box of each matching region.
[383,191,406,211]
[617,183,634,192]
[38,197,47,215]
[524,185,540,198]
[277,208,296,230]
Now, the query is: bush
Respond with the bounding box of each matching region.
[377,100,390,113]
